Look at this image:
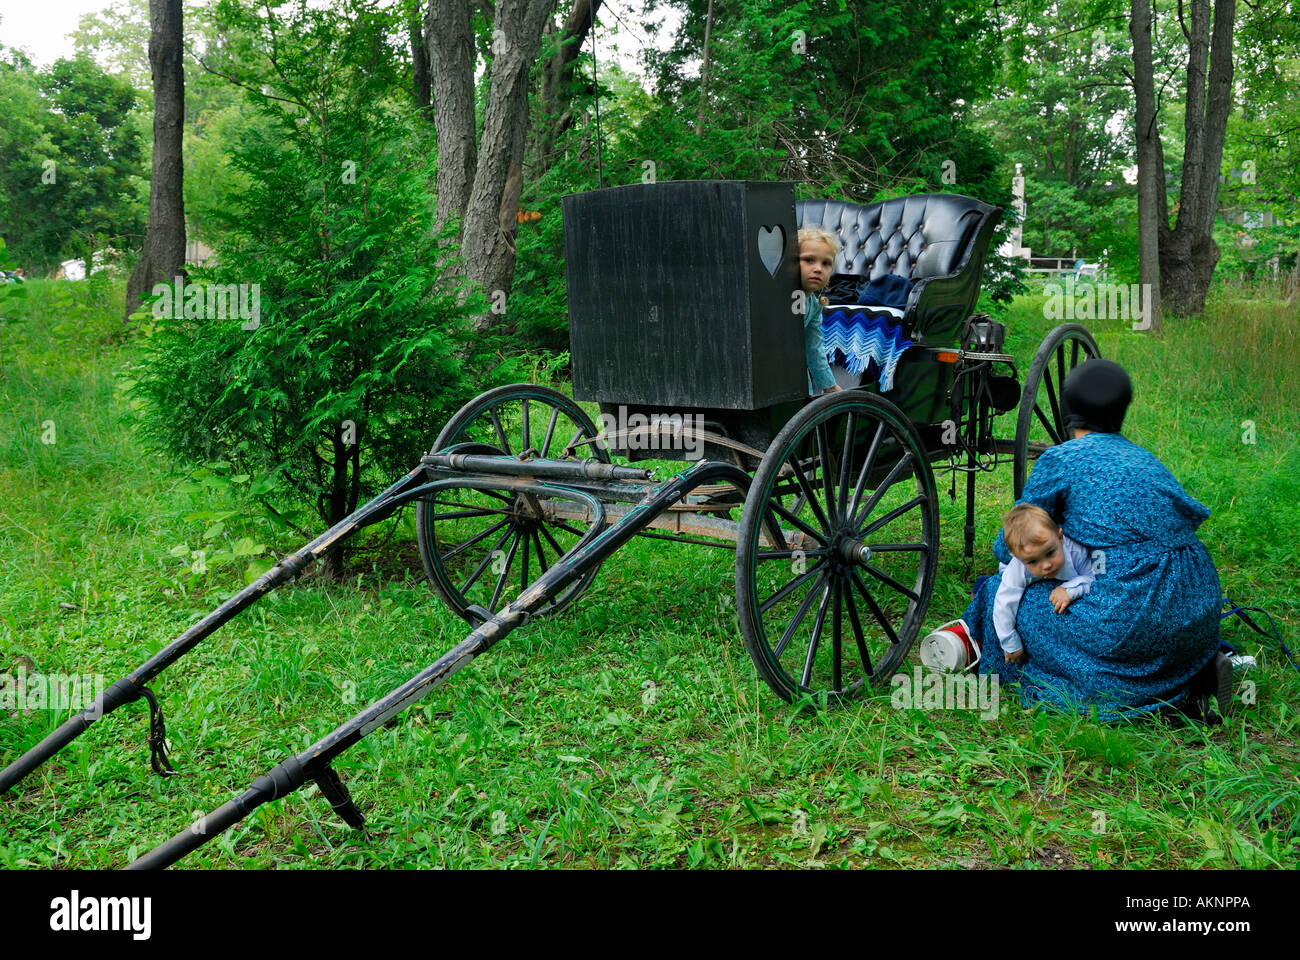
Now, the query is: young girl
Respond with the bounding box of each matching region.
[798,227,842,397]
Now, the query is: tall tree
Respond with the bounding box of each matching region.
[135,1,482,579]
[976,1,1135,259]
[1126,0,1237,319]
[0,53,146,274]
[528,0,599,182]
[1156,0,1236,316]
[428,0,559,331]
[125,0,186,319]
[1130,0,1164,330]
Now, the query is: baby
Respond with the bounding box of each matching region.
[798,227,842,397]
[994,503,1095,663]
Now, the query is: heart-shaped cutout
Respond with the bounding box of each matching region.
[756,225,784,277]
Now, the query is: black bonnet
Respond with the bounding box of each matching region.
[1060,358,1132,434]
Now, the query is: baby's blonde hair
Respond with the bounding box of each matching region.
[1002,503,1056,555]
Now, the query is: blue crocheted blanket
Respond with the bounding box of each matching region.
[821,304,913,392]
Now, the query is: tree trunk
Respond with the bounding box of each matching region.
[1160,0,1236,316]
[125,0,186,319]
[410,1,432,121]
[1130,0,1164,332]
[1291,233,1299,302]
[320,432,352,580]
[696,0,714,136]
[527,0,599,184]
[428,0,479,235]
[459,0,557,332]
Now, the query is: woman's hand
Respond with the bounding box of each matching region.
[824,384,843,394]
[1050,586,1072,613]
[1005,648,1027,664]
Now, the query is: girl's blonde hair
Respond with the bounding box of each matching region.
[798,226,841,256]
[1002,503,1056,554]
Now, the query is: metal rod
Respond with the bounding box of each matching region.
[422,452,652,482]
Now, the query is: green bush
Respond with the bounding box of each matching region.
[130,4,493,577]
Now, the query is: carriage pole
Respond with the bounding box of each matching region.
[127,459,756,868]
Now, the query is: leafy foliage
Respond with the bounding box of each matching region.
[131,1,493,575]
[0,50,146,273]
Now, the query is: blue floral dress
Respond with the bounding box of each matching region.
[962,432,1221,720]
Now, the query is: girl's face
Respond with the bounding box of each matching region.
[799,240,835,293]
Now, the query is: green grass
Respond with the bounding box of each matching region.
[1,279,1298,869]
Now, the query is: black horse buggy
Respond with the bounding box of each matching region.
[1,180,1101,866]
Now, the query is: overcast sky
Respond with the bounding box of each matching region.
[1,1,113,66]
[0,0,672,72]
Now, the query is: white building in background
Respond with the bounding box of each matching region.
[998,163,1031,261]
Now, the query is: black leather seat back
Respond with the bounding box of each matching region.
[796,194,992,282]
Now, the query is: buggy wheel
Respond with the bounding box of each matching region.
[736,391,939,704]
[415,384,607,624]
[1013,324,1101,498]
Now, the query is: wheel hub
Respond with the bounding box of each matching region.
[830,529,870,573]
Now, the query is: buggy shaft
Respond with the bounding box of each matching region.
[0,467,429,796]
[127,459,754,868]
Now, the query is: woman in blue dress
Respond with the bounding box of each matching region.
[962,359,1223,720]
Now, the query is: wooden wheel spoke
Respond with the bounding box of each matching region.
[843,583,873,677]
[831,581,843,693]
[458,523,515,594]
[836,411,856,524]
[774,570,828,658]
[1033,401,1063,445]
[851,452,914,529]
[428,493,511,511]
[431,507,508,522]
[861,561,920,605]
[441,517,511,561]
[815,422,838,526]
[846,421,885,525]
[758,548,829,561]
[538,522,568,559]
[520,398,530,453]
[1070,338,1080,369]
[788,449,833,535]
[760,560,828,614]
[488,531,522,611]
[858,494,926,538]
[541,406,560,457]
[768,499,828,545]
[520,532,531,590]
[801,578,835,689]
[850,570,901,646]
[531,529,550,574]
[488,408,512,456]
[550,519,590,539]
[1044,368,1064,439]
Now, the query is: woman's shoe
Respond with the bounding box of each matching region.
[1188,652,1233,721]
[1209,652,1234,717]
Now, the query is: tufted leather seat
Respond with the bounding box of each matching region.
[796,193,1001,344]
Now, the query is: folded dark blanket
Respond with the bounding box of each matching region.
[856,274,913,309]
